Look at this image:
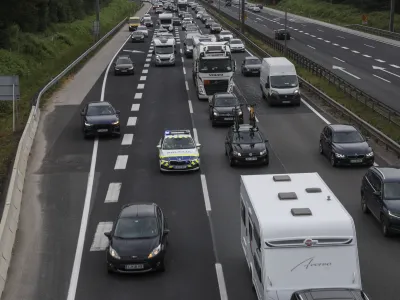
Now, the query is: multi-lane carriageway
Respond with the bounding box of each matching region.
[215,0,400,112]
[3,4,400,300]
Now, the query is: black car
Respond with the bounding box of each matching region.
[361,166,400,236]
[81,101,120,138]
[275,29,291,40]
[256,3,263,8]
[225,124,269,166]
[113,55,135,74]
[131,31,145,42]
[183,38,194,57]
[241,56,261,76]
[291,288,370,300]
[210,23,222,33]
[319,124,374,167]
[105,203,169,273]
[209,92,243,126]
[172,17,181,26]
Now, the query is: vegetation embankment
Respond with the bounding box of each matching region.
[0,0,140,197]
[208,8,400,142]
[262,0,400,31]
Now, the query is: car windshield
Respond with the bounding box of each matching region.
[155,45,173,54]
[137,26,146,30]
[270,75,298,88]
[114,217,159,239]
[384,182,400,200]
[116,58,132,64]
[232,131,263,144]
[144,17,152,22]
[163,136,196,149]
[212,24,220,27]
[87,104,115,116]
[246,58,260,65]
[221,31,230,35]
[230,40,242,44]
[215,96,239,106]
[132,32,143,36]
[199,59,232,72]
[332,130,364,143]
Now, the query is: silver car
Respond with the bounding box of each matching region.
[229,38,245,52]
[136,25,149,37]
[218,30,234,41]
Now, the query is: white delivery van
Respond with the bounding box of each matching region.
[240,173,364,300]
[260,57,301,106]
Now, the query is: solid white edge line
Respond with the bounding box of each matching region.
[193,128,199,144]
[215,263,228,300]
[200,174,212,212]
[188,100,193,113]
[66,22,134,300]
[307,45,315,49]
[183,67,186,75]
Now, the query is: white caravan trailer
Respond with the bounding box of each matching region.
[240,173,363,300]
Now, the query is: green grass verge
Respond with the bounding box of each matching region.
[261,0,400,31]
[210,10,400,141]
[0,0,140,196]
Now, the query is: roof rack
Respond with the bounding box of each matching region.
[305,187,322,193]
[291,208,312,216]
[273,175,291,182]
[164,130,191,136]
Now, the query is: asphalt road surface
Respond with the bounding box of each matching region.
[3,5,400,300]
[213,0,400,112]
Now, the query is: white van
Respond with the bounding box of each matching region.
[260,57,301,106]
[240,173,364,300]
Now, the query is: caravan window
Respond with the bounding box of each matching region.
[240,201,246,225]
[254,227,261,249]
[253,254,262,284]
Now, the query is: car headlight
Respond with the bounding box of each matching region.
[109,246,120,259]
[366,151,374,157]
[170,55,175,61]
[128,66,134,70]
[271,91,279,97]
[233,151,241,156]
[228,82,234,92]
[156,55,161,60]
[260,149,267,155]
[294,89,299,94]
[237,110,243,115]
[148,244,161,258]
[389,211,400,219]
[335,153,345,158]
[115,68,120,71]
[213,109,219,116]
[84,122,92,126]
[198,84,205,94]
[112,120,119,125]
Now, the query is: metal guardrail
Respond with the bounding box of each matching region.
[33,4,144,115]
[200,2,400,157]
[199,1,400,130]
[345,24,400,41]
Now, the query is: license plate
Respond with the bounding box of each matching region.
[121,70,127,72]
[252,71,258,73]
[125,264,144,270]
[246,157,257,161]
[97,129,108,132]
[350,159,363,163]
[224,117,233,120]
[282,100,290,104]
[174,165,187,169]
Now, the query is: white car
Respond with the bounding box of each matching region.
[218,30,234,41]
[157,130,201,172]
[249,5,260,12]
[197,11,205,19]
[229,38,245,52]
[136,25,149,37]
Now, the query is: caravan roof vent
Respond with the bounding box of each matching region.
[278,192,297,200]
[273,175,291,182]
[305,187,322,193]
[291,208,312,216]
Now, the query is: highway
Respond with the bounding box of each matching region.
[2,4,400,300]
[213,0,400,112]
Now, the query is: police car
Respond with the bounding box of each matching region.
[157,130,201,172]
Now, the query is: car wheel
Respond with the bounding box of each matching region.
[229,155,235,166]
[319,141,323,155]
[209,110,212,120]
[381,215,391,237]
[264,158,269,166]
[107,265,113,274]
[330,153,336,167]
[211,120,216,127]
[158,259,166,272]
[361,193,370,214]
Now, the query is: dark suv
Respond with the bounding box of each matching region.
[361,166,400,237]
[291,288,370,300]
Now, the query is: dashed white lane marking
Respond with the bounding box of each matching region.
[307,45,315,50]
[177,42,180,44]
[131,104,140,111]
[105,183,122,203]
[215,263,228,300]
[121,134,134,145]
[180,49,183,54]
[200,175,212,212]
[351,50,360,53]
[137,84,145,89]
[305,32,309,35]
[333,43,339,46]
[317,29,324,32]
[146,58,151,62]
[127,116,137,126]
[311,35,316,37]
[147,54,152,57]
[149,46,154,50]
[294,28,298,30]
[142,69,148,74]
[299,30,303,33]
[144,63,150,68]
[114,155,128,170]
[183,67,186,74]
[185,81,189,91]
[390,64,400,68]
[363,54,371,58]
[325,40,330,43]
[188,100,193,113]
[341,46,349,49]
[181,57,184,63]
[134,93,142,99]
[90,222,113,251]
[375,59,385,63]
[333,57,345,63]
[193,128,199,144]
[140,76,147,81]
[373,74,391,83]
[337,36,345,39]
[364,44,375,48]
[317,37,322,40]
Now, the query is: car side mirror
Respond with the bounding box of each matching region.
[152,50,155,54]
[265,82,270,88]
[163,228,170,235]
[196,143,201,148]
[373,191,381,197]
[80,110,85,116]
[116,110,120,114]
[174,50,177,54]
[265,139,268,143]
[209,103,213,107]
[157,144,161,149]
[104,232,111,239]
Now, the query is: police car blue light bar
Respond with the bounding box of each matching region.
[164,130,191,135]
